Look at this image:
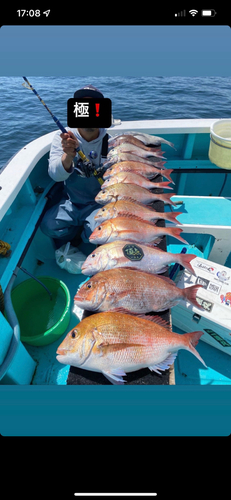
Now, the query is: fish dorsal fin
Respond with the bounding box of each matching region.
[124,267,168,278]
[115,214,157,227]
[118,195,142,204]
[118,199,158,212]
[107,307,140,315]
[137,241,161,249]
[157,275,177,286]
[118,195,155,208]
[125,171,153,181]
[115,209,140,218]
[118,183,150,193]
[136,314,172,331]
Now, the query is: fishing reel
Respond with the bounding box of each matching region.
[73,157,105,180]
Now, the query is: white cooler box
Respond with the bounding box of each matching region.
[171,257,231,355]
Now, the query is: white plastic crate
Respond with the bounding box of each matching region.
[171,256,231,355]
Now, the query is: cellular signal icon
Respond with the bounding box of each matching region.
[175,10,186,16]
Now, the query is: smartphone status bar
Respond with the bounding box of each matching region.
[0,7,227,27]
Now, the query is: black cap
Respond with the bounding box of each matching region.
[74,85,104,99]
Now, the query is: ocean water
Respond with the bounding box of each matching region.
[1,76,231,169]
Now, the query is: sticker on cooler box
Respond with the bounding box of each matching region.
[207,282,221,295]
[216,270,230,283]
[194,261,216,275]
[204,328,231,348]
[196,296,214,312]
[196,276,221,295]
[196,276,210,288]
[220,292,231,307]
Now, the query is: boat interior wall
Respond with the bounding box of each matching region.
[172,170,231,197]
[0,131,55,221]
[0,152,54,293]
[107,118,218,135]
[166,196,231,266]
[109,123,231,197]
[168,233,215,261]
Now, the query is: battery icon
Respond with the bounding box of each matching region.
[201,9,217,16]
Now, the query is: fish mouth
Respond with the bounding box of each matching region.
[74,295,89,308]
[56,347,68,356]
[95,195,103,204]
[74,294,83,303]
[81,262,90,273]
[74,297,99,312]
[81,266,91,275]
[89,234,97,243]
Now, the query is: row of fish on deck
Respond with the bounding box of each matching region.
[56,132,206,384]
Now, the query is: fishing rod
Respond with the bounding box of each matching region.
[22,77,104,184]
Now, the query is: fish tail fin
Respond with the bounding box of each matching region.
[161,192,177,206]
[183,284,204,308]
[156,181,173,190]
[177,253,197,275]
[165,140,176,150]
[182,331,207,367]
[167,227,188,244]
[161,168,175,184]
[154,161,167,169]
[165,211,182,225]
[148,153,166,160]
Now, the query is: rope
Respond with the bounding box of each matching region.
[0,240,11,257]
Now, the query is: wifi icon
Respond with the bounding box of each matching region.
[189,9,198,16]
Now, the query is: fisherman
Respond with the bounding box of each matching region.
[40,85,109,248]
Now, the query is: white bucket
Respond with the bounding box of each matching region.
[209,119,231,169]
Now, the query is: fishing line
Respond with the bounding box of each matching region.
[218,173,228,196]
[22,77,103,184]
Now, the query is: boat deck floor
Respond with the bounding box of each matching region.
[167,195,231,226]
[26,240,173,386]
[21,230,231,386]
[22,235,171,385]
[25,243,231,386]
[174,326,231,385]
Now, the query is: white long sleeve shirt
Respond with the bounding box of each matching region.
[48,127,108,182]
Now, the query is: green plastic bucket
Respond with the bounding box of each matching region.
[11,277,71,346]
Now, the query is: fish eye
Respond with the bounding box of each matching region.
[71,329,78,339]
[97,226,102,231]
[87,282,92,288]
[91,253,95,258]
[102,208,105,212]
